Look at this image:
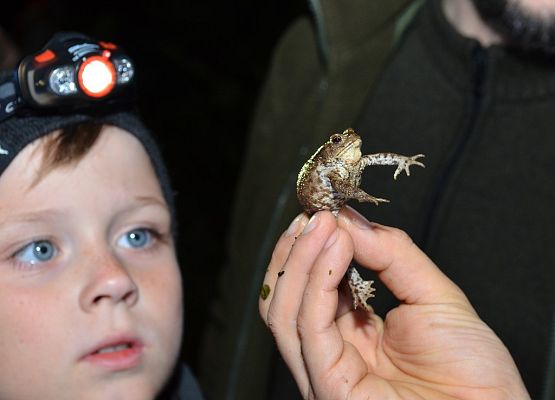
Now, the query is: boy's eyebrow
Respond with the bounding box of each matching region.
[111,195,171,227]
[125,195,170,216]
[132,195,167,208]
[0,209,63,227]
[0,196,168,229]
[128,196,170,217]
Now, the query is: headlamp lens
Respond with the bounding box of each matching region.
[77,56,116,98]
[49,66,78,96]
[114,58,134,84]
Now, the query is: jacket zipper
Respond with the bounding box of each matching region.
[420,44,489,248]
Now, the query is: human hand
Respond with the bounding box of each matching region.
[259,207,530,400]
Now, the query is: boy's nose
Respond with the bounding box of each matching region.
[79,251,139,312]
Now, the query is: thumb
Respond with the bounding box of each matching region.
[337,207,471,307]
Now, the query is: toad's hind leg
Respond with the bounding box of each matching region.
[343,266,375,312]
[329,174,389,206]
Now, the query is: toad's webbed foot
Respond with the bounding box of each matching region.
[344,266,375,312]
[393,154,425,180]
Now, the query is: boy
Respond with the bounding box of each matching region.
[0,32,203,399]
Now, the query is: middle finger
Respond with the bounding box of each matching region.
[259,211,338,392]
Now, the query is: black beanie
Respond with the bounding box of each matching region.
[0,110,177,236]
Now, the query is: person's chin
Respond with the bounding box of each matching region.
[472,0,555,54]
[80,374,168,400]
[74,356,175,400]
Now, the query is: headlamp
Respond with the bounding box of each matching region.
[0,32,135,122]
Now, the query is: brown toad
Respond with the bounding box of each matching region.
[297,128,425,214]
[296,128,425,311]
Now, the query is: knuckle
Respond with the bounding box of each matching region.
[382,225,414,250]
[296,314,308,338]
[269,237,296,266]
[265,307,278,332]
[269,244,286,265]
[266,307,294,337]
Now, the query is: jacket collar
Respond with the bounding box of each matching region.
[308,0,415,69]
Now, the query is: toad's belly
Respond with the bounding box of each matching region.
[297,168,348,214]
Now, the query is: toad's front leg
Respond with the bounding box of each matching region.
[362,153,425,180]
[329,171,389,206]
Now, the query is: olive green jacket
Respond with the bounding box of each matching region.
[197,1,417,399]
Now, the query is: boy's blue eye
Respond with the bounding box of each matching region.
[118,228,152,249]
[15,240,56,265]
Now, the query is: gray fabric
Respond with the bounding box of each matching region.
[176,364,204,400]
[156,363,204,400]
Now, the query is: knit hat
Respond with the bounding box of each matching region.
[0,110,177,235]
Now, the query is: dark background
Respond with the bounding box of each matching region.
[0,0,306,374]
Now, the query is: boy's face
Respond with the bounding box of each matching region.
[0,126,183,399]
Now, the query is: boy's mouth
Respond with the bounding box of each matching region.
[82,334,144,371]
[94,343,132,354]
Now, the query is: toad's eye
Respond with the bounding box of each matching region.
[15,240,56,265]
[331,134,342,144]
[117,228,153,249]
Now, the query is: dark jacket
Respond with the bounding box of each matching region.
[158,363,204,400]
[199,0,555,399]
[198,1,417,399]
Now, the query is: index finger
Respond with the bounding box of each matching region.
[338,207,471,307]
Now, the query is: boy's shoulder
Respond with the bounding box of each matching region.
[159,363,204,400]
[175,364,204,400]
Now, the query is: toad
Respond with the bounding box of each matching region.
[296,128,425,311]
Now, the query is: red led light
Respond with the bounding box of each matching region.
[77,56,116,98]
[34,49,56,64]
[99,41,118,50]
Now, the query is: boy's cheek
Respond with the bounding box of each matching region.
[0,290,69,397]
[138,258,184,341]
[0,287,66,349]
[136,261,184,391]
[139,256,183,313]
[0,262,184,397]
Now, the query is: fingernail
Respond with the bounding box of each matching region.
[285,214,305,237]
[347,207,373,230]
[324,229,338,248]
[302,213,319,235]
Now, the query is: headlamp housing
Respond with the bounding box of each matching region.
[0,32,135,121]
